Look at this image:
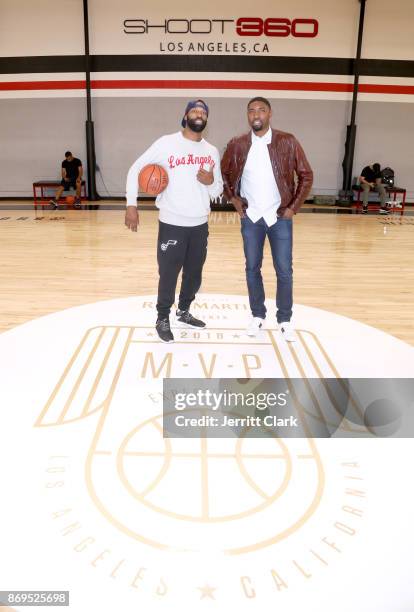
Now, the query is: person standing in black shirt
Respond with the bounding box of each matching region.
[50,151,83,209]
[359,162,387,212]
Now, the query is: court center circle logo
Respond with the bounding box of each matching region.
[2,294,414,609]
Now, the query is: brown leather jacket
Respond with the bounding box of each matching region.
[221,128,313,216]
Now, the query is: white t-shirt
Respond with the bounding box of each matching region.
[240,128,281,226]
[126,131,223,227]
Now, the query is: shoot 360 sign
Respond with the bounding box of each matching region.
[123,16,319,54]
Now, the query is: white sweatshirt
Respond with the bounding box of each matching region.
[126,131,223,226]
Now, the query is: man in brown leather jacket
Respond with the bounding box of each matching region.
[221,97,313,341]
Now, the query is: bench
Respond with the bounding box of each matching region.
[33,180,87,207]
[352,185,406,215]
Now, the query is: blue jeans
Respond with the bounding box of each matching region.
[241,216,293,323]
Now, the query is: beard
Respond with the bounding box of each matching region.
[251,119,264,132]
[187,117,207,133]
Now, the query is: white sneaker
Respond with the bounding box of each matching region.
[246,317,264,337]
[279,321,297,342]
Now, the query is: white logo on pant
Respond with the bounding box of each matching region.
[161,239,178,251]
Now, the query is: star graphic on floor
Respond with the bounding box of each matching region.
[197,584,217,600]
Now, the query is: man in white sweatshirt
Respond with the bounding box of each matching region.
[125,99,223,343]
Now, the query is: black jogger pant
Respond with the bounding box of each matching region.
[156,221,208,319]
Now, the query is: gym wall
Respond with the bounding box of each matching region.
[1,0,413,199]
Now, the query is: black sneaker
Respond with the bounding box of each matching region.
[379,207,389,215]
[176,309,206,328]
[49,199,58,210]
[156,318,174,343]
[362,205,368,214]
[74,198,82,209]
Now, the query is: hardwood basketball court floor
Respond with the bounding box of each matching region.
[1,205,414,611]
[1,207,413,345]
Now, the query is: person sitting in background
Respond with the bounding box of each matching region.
[49,151,83,209]
[359,162,387,213]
